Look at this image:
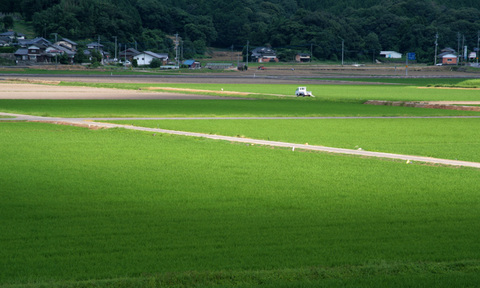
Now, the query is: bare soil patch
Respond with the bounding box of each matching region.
[144,87,250,96]
[365,100,480,111]
[0,82,240,100]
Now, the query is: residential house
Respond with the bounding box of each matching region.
[87,42,110,62]
[442,53,458,65]
[14,43,53,63]
[0,31,25,41]
[15,38,51,63]
[14,48,29,61]
[251,47,278,63]
[379,51,402,59]
[18,37,51,48]
[437,47,456,60]
[14,37,77,64]
[56,38,78,52]
[26,44,46,62]
[46,44,76,64]
[295,53,311,62]
[87,42,103,51]
[118,48,141,62]
[134,51,168,66]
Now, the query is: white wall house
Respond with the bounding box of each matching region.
[380,51,402,59]
[134,51,168,65]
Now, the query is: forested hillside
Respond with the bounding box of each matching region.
[1,0,480,62]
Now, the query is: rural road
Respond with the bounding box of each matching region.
[2,112,480,169]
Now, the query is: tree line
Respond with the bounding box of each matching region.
[1,0,480,62]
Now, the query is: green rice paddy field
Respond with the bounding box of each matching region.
[111,118,480,162]
[58,79,480,101]
[1,80,480,287]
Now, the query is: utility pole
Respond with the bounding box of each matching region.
[231,44,234,63]
[462,34,465,64]
[246,40,249,67]
[97,35,102,64]
[405,52,408,77]
[51,33,58,69]
[434,32,438,66]
[310,43,313,62]
[114,36,117,61]
[477,31,479,66]
[174,33,179,68]
[406,52,408,76]
[338,37,344,66]
[457,32,461,65]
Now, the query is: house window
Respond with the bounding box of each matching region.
[447,59,452,62]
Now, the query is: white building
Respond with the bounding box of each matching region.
[133,51,168,65]
[380,51,402,59]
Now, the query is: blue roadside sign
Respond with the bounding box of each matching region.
[408,52,416,60]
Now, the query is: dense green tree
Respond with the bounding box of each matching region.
[5,0,480,62]
[58,53,69,65]
[74,49,88,64]
[149,58,162,68]
[2,16,14,29]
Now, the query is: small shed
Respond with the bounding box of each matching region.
[295,53,311,62]
[134,51,168,66]
[442,53,458,65]
[183,59,201,69]
[380,51,402,59]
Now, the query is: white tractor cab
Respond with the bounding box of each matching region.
[295,87,314,97]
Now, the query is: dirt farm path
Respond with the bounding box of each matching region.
[2,112,480,169]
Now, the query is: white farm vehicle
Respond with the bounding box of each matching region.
[295,87,314,97]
